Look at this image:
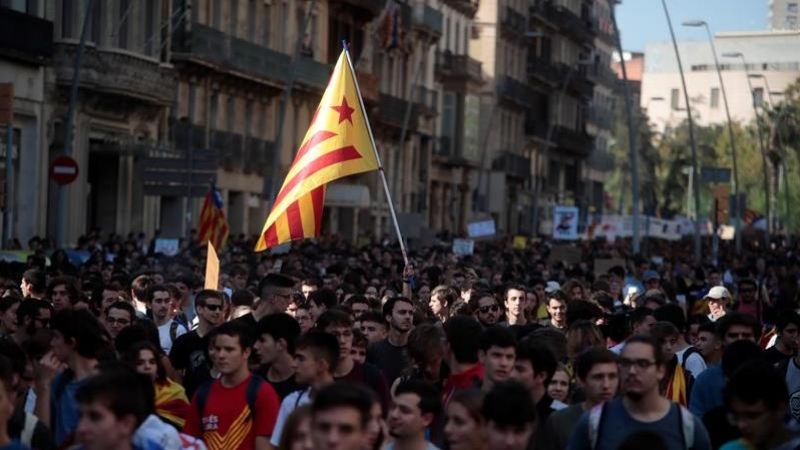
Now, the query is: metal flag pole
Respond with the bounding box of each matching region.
[342,42,409,265]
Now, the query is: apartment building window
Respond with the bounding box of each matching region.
[61,0,75,39]
[90,1,102,44]
[710,88,720,109]
[144,0,156,56]
[445,17,451,51]
[248,0,257,41]
[263,4,271,46]
[212,0,221,28]
[118,0,130,49]
[455,22,461,53]
[788,2,798,13]
[670,88,680,110]
[463,25,469,52]
[753,87,764,107]
[230,0,239,37]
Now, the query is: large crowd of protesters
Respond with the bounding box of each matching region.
[1,230,800,450]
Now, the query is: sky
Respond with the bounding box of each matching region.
[616,0,770,52]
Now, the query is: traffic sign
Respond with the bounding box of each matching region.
[701,167,731,184]
[50,155,79,185]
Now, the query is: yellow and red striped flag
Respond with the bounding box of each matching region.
[256,49,379,251]
[198,184,229,250]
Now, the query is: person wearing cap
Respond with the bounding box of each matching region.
[706,286,731,322]
[643,270,660,292]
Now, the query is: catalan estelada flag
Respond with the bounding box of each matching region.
[255,49,379,251]
[198,184,229,250]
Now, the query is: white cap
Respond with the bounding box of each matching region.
[545,281,561,293]
[705,286,731,300]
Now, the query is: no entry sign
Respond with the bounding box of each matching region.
[50,155,79,185]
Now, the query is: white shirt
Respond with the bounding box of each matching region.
[157,318,188,355]
[676,346,707,379]
[270,388,311,446]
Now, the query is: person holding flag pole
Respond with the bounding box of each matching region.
[255,42,409,265]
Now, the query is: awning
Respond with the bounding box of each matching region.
[326,183,371,208]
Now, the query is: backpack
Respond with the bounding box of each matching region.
[169,320,181,344]
[588,401,695,450]
[680,346,700,367]
[20,412,36,447]
[195,375,264,422]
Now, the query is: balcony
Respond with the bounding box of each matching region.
[412,4,444,38]
[589,66,620,89]
[142,122,217,197]
[500,6,527,38]
[587,106,614,130]
[594,18,617,47]
[560,67,594,98]
[530,0,557,25]
[295,56,331,92]
[589,147,615,172]
[244,136,275,176]
[328,0,386,20]
[443,0,479,17]
[173,22,289,85]
[550,5,595,44]
[525,113,549,141]
[0,7,52,65]
[492,150,532,180]
[554,125,594,157]
[54,44,176,105]
[496,75,535,109]
[377,93,418,130]
[527,55,561,85]
[435,51,483,84]
[414,86,438,116]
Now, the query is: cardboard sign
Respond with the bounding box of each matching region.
[204,242,220,290]
[513,236,528,249]
[467,220,496,238]
[552,206,579,240]
[154,238,179,256]
[452,239,475,256]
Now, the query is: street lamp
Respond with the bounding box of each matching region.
[723,52,772,249]
[682,19,742,255]
[749,73,792,241]
[661,0,702,262]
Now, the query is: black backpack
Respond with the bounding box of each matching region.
[195,375,264,422]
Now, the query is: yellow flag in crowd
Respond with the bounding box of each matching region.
[255,49,379,251]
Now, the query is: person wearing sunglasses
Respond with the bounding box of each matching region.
[473,292,500,327]
[168,289,225,398]
[11,299,52,346]
[733,279,763,323]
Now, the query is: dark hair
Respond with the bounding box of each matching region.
[546,289,568,303]
[382,296,414,319]
[145,284,171,303]
[256,313,302,355]
[316,309,354,330]
[565,300,602,326]
[46,276,80,304]
[650,321,680,342]
[231,289,256,308]
[623,335,666,366]
[76,368,149,427]
[407,324,445,367]
[629,306,655,327]
[130,275,154,302]
[445,316,483,364]
[296,331,340,372]
[301,278,322,288]
[258,274,295,298]
[345,295,369,309]
[479,326,517,352]
[0,295,21,314]
[277,405,312,450]
[51,309,110,359]
[716,312,762,341]
[22,269,46,294]
[312,381,376,427]
[503,284,527,300]
[229,265,248,278]
[482,381,536,426]
[195,289,225,308]
[721,340,765,378]
[105,301,136,321]
[122,341,167,382]
[575,348,618,381]
[653,304,687,333]
[394,379,442,417]
[309,289,338,310]
[213,320,255,350]
[448,389,485,423]
[0,337,26,378]
[115,321,162,356]
[360,310,387,326]
[724,361,788,411]
[775,310,800,333]
[0,355,14,394]
[352,328,368,349]
[516,340,557,385]
[698,322,717,335]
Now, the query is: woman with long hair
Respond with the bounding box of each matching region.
[277,405,313,450]
[123,341,189,429]
[444,389,486,450]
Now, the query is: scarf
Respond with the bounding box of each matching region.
[155,379,190,428]
[666,363,689,406]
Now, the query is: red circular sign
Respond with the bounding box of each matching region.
[50,155,79,185]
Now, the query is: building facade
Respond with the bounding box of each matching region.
[770,0,800,30]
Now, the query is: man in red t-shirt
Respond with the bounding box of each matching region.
[184,321,280,450]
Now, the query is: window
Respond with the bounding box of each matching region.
[670,88,680,110]
[753,87,764,107]
[90,1,102,44]
[788,2,798,13]
[248,0,256,41]
[212,0,221,29]
[710,88,720,109]
[263,4,271,46]
[230,0,238,37]
[61,0,75,39]
[118,0,129,49]
[144,0,156,56]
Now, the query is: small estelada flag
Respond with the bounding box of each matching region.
[255,49,379,251]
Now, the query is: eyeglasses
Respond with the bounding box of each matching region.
[202,304,223,312]
[618,358,657,371]
[106,317,131,326]
[479,305,499,313]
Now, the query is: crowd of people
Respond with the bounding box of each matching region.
[0,231,800,450]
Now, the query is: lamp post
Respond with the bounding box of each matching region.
[661,0,702,262]
[723,52,771,249]
[749,73,791,242]
[682,20,742,255]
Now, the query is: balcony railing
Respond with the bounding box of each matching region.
[377,93,418,130]
[433,136,453,157]
[0,7,52,65]
[295,56,331,91]
[551,5,595,43]
[496,75,535,109]
[500,6,527,37]
[560,66,594,98]
[554,125,594,157]
[329,0,386,19]
[525,113,549,140]
[435,51,483,83]
[412,4,444,37]
[530,0,557,24]
[492,150,532,180]
[527,55,562,84]
[588,106,614,130]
